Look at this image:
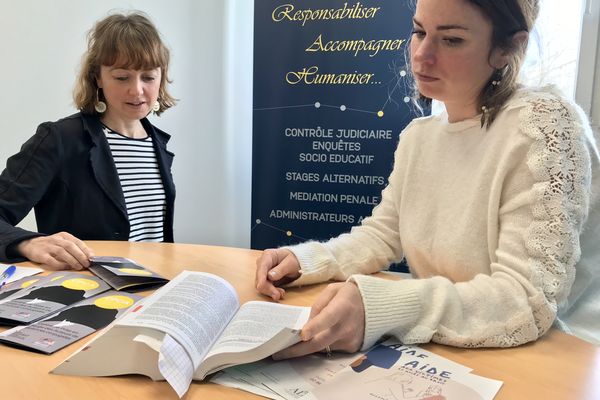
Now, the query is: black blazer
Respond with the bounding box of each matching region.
[0,113,176,262]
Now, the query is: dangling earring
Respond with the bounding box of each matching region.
[152,100,160,113]
[490,67,504,88]
[95,88,107,113]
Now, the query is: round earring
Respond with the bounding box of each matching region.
[152,100,160,113]
[95,88,107,113]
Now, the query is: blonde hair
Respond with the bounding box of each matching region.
[73,11,176,116]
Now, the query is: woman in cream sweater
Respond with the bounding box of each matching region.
[255,0,600,355]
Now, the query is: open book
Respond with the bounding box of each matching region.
[52,271,310,398]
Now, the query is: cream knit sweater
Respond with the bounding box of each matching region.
[286,87,600,349]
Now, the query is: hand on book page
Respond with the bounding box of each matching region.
[273,282,364,360]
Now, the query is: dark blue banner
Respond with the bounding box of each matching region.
[252,0,420,250]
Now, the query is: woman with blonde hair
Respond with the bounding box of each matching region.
[0,11,177,270]
[256,0,600,352]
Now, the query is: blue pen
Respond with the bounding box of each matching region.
[0,265,16,288]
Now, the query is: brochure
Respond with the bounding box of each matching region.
[0,290,141,354]
[213,340,473,400]
[310,341,503,400]
[89,256,169,291]
[0,272,110,325]
[0,274,48,302]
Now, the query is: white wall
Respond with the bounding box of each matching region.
[224,0,254,248]
[0,0,254,248]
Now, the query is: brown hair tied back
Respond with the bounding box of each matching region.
[409,0,539,128]
[470,0,540,127]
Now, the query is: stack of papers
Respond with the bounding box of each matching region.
[212,340,503,400]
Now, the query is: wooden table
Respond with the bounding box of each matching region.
[1,241,599,399]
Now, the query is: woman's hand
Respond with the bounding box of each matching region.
[255,248,302,300]
[16,232,95,270]
[273,282,365,360]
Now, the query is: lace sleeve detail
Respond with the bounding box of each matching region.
[519,90,591,330]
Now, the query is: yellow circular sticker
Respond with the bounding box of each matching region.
[61,278,100,291]
[21,278,40,288]
[94,295,135,309]
[118,268,152,276]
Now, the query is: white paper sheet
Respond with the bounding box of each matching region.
[158,334,195,398]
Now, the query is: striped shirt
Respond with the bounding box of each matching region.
[103,126,166,242]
